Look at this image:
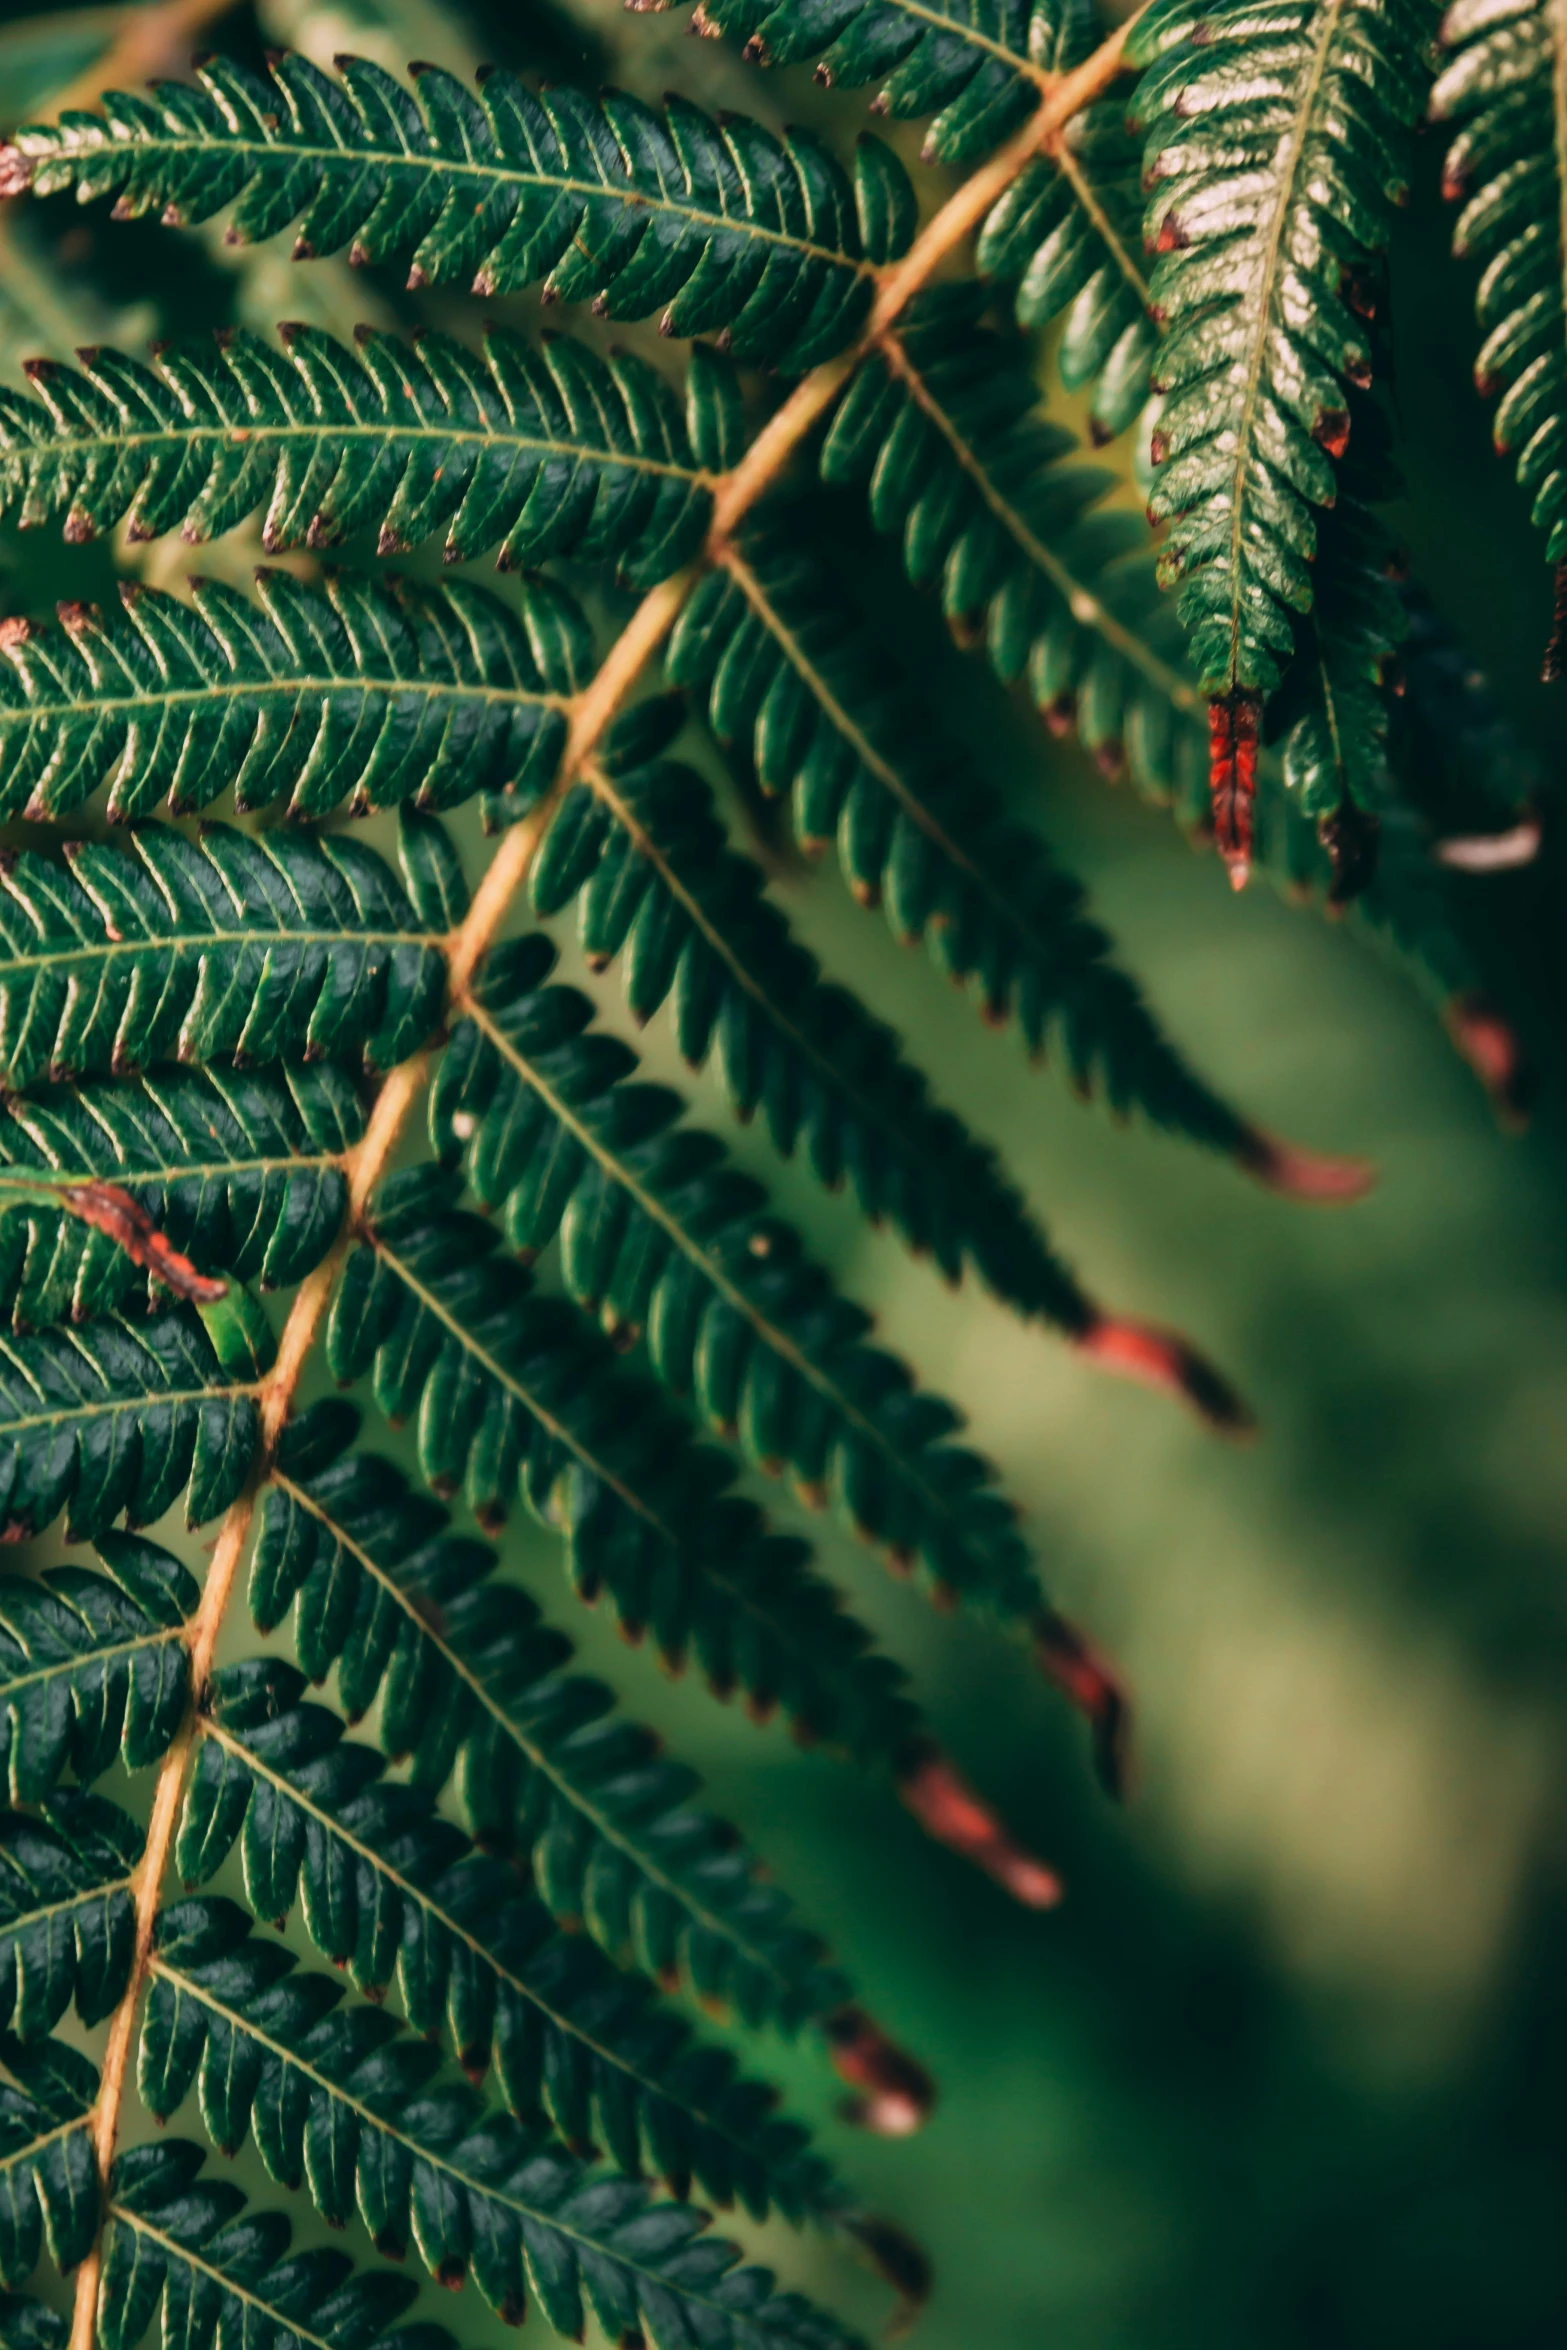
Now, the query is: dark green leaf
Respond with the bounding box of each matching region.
[0,2034,98,2286]
[98,2140,454,2350]
[326,1168,922,1763]
[0,569,583,824]
[0,324,706,583]
[141,1901,863,2350]
[0,1794,141,2038]
[257,1406,855,2032]
[0,1306,262,1540]
[0,821,446,1091]
[5,54,898,373]
[156,1778,838,2217]
[0,1536,195,1799]
[524,738,1093,1326]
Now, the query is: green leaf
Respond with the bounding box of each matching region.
[0,568,584,824]
[256,1404,855,2033]
[1129,0,1433,716]
[670,526,1265,1161]
[0,1305,262,1541]
[526,738,1093,1327]
[327,1168,923,1763]
[97,2140,456,2350]
[0,1538,195,1800]
[0,1064,360,1331]
[0,1793,142,2038]
[0,2033,98,2286]
[141,1901,863,2350]
[437,929,1052,1620]
[1431,0,1567,634]
[0,821,446,1091]
[0,322,707,582]
[173,1675,842,2220]
[4,53,898,373]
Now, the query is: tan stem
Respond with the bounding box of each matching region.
[62,16,1139,2340]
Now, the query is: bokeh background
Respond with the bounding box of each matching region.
[5,1,1567,2343]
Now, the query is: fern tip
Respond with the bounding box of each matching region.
[1077,1318,1253,1436]
[1239,1134,1377,1205]
[1034,1611,1130,1798]
[898,1751,1063,1908]
[827,2010,935,2135]
[1444,996,1531,1127]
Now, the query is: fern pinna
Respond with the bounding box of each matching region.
[0,1,1541,2347]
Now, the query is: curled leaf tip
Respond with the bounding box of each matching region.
[1034,1610,1131,1798]
[1239,1133,1377,1203]
[1077,1317,1253,1435]
[898,1750,1062,1909]
[827,2009,935,2137]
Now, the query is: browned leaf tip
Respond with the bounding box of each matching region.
[61,1182,228,1302]
[1076,1316,1254,1436]
[898,1749,1062,1909]
[1034,1609,1131,1800]
[1207,694,1261,889]
[1444,994,1532,1127]
[844,2215,933,2337]
[826,2009,935,2137]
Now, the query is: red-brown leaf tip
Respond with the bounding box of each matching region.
[897,1751,1063,1908]
[1445,994,1531,1126]
[1239,1132,1378,1202]
[1034,1610,1131,1798]
[1077,1317,1253,1435]
[827,2009,935,2137]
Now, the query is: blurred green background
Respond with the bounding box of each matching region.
[5,2,1567,2344]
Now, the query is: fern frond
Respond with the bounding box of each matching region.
[174,1678,842,2221]
[0,2034,98,2287]
[526,740,1097,1328]
[668,526,1267,1165]
[0,1304,265,1541]
[97,2141,457,2350]
[0,1794,141,2037]
[256,1404,858,2036]
[0,323,706,579]
[0,568,584,823]
[0,1537,194,1800]
[1431,0,1567,665]
[439,929,1058,1611]
[141,1901,862,2346]
[0,1064,360,1329]
[1128,0,1433,873]
[0,822,446,1090]
[328,1168,923,1760]
[1,52,908,371]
